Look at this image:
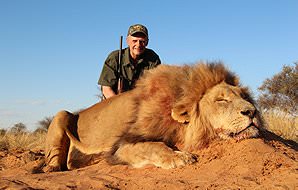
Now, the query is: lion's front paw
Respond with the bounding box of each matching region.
[161,151,198,169]
[174,151,198,166]
[43,165,62,172]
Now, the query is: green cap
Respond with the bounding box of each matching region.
[127,24,148,37]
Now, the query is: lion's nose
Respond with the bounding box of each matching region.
[241,107,256,118]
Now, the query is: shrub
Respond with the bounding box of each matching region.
[258,62,297,115]
[9,123,27,134]
[0,131,46,151]
[37,116,53,131]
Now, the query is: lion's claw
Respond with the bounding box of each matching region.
[170,151,198,168]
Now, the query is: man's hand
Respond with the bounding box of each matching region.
[102,86,116,99]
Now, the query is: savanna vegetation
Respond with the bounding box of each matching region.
[257,62,297,142]
[258,62,297,114]
[0,122,46,151]
[0,62,297,151]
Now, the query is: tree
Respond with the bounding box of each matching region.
[258,62,297,114]
[10,122,27,134]
[0,128,6,136]
[36,116,53,132]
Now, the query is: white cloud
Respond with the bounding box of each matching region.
[15,99,47,106]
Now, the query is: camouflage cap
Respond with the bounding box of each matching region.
[127,24,148,37]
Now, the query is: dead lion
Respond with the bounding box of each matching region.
[44,62,261,171]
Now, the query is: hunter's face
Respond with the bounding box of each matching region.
[127,33,148,60]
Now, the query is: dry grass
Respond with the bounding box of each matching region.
[262,110,298,142]
[0,131,46,151]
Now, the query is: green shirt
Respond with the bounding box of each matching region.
[98,47,161,93]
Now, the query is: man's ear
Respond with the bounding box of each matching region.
[171,106,190,124]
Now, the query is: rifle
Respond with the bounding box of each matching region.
[117,36,123,94]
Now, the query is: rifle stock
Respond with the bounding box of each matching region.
[117,36,123,94]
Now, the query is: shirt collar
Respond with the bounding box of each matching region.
[123,48,145,66]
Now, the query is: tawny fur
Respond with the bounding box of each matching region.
[44,61,260,171]
[124,62,243,151]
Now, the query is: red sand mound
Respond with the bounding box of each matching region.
[0,138,297,190]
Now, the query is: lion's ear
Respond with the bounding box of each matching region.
[171,107,190,124]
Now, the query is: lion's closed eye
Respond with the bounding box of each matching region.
[215,98,229,103]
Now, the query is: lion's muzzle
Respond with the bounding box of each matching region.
[229,121,260,141]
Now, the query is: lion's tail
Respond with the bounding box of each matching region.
[64,127,103,154]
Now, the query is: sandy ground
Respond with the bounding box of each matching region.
[0,134,297,190]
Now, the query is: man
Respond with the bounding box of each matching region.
[98,24,161,99]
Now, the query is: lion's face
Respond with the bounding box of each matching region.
[199,82,260,140]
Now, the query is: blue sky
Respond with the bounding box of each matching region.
[0,0,297,130]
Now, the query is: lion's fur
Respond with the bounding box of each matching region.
[45,62,260,170]
[124,62,243,150]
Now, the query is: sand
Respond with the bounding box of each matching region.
[0,135,297,190]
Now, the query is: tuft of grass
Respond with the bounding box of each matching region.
[0,131,46,151]
[262,110,298,142]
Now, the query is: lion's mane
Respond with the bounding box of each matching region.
[115,62,251,153]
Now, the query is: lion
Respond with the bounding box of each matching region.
[44,62,261,171]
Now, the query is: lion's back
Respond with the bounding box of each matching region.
[75,91,137,149]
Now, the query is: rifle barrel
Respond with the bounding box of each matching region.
[117,36,123,93]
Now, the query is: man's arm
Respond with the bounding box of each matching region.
[98,50,119,99]
[147,49,161,69]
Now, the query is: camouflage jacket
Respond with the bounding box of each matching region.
[98,47,161,93]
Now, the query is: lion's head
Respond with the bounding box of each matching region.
[198,82,259,139]
[134,62,261,151]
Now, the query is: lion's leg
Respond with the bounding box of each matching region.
[113,142,197,169]
[44,110,76,172]
[66,143,104,170]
